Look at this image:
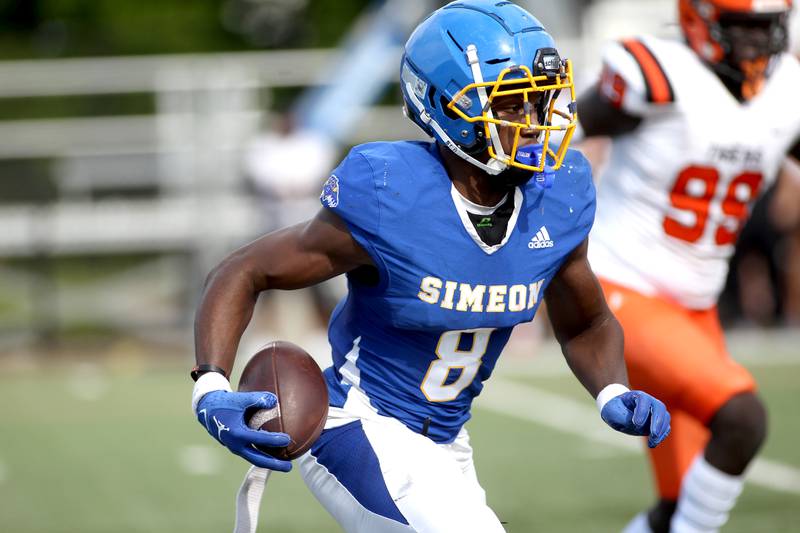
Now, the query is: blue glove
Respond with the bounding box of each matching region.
[601,390,671,448]
[196,390,293,471]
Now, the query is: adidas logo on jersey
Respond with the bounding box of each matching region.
[528,226,554,249]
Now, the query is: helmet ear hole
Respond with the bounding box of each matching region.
[440,95,460,120]
[428,87,437,109]
[463,125,488,155]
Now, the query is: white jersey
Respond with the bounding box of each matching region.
[588,36,800,309]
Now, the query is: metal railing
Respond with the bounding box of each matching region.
[0,0,677,344]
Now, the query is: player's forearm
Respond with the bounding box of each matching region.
[559,312,629,398]
[194,254,262,375]
[577,85,642,138]
[789,138,800,163]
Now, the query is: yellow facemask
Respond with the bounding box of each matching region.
[446,57,578,173]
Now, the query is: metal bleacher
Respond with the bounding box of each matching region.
[0,49,426,258]
[0,48,426,345]
[0,0,679,346]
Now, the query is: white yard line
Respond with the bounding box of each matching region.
[748,458,800,494]
[495,333,800,379]
[477,378,640,451]
[477,377,800,495]
[725,330,800,365]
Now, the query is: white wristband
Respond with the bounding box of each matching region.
[595,383,630,413]
[192,371,232,413]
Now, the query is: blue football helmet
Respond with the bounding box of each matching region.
[400,0,578,176]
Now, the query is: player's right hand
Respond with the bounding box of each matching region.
[196,390,293,471]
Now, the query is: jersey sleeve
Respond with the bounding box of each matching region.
[567,150,597,240]
[319,147,382,256]
[598,38,675,116]
[552,149,596,256]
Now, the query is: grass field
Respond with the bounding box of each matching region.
[1,332,799,533]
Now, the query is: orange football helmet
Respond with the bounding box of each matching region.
[679,0,792,98]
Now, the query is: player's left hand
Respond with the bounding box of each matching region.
[601,390,671,448]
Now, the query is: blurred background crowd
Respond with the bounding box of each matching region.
[0,0,799,355]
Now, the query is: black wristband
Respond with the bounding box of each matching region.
[190,364,228,382]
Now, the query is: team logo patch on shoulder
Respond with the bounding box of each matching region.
[320,175,340,208]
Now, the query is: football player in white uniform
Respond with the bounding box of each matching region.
[578,0,800,532]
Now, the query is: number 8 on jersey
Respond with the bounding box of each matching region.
[421,329,494,402]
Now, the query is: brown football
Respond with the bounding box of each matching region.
[237,340,328,461]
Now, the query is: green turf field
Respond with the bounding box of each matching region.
[1,338,798,533]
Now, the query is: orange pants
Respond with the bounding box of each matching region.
[599,279,757,500]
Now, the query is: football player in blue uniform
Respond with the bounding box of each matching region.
[190,2,671,532]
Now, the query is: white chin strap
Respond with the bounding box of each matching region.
[466,44,509,167]
[402,56,509,175]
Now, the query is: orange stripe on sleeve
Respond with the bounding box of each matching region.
[622,39,674,105]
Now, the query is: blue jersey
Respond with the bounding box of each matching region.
[319,141,595,443]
